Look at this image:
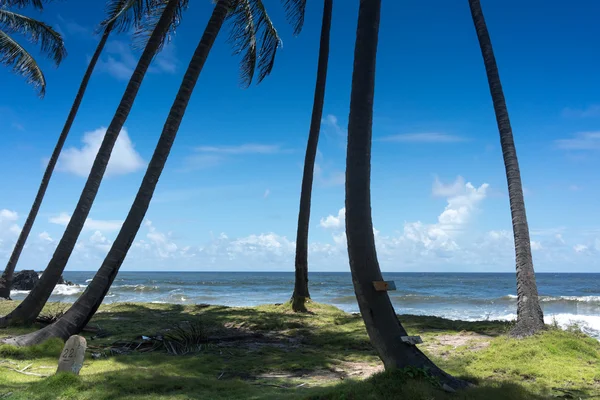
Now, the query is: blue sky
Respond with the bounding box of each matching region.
[1,0,599,272]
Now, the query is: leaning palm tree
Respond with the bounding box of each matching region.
[0,0,66,97]
[0,0,187,327]
[344,0,467,390]
[468,0,544,337]
[284,0,333,312]
[4,0,282,346]
[0,0,154,300]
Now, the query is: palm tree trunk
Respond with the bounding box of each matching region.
[3,0,232,346]
[467,0,544,337]
[345,0,467,389]
[291,0,333,313]
[0,0,181,327]
[0,24,114,300]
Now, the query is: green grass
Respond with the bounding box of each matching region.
[0,300,598,399]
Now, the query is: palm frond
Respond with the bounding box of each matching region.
[226,0,257,87]
[101,0,152,33]
[0,9,66,65]
[282,0,306,35]
[0,29,46,96]
[2,0,46,10]
[227,0,282,86]
[131,0,188,53]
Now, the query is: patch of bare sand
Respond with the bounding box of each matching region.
[421,332,491,359]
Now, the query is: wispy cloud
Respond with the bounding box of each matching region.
[378,132,467,143]
[56,15,90,37]
[555,132,600,150]
[96,40,178,81]
[561,104,600,118]
[263,189,271,199]
[321,114,345,137]
[195,144,284,155]
[180,144,286,172]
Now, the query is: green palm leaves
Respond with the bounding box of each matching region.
[0,3,66,97]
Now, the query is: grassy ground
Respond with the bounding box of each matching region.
[0,300,598,399]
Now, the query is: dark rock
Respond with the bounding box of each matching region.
[11,270,39,290]
[57,275,74,286]
[36,271,74,286]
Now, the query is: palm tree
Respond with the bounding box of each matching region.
[0,0,187,327]
[4,0,282,346]
[467,0,544,337]
[344,0,467,390]
[0,0,152,300]
[0,0,66,97]
[285,0,333,312]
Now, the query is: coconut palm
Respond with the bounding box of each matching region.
[0,0,188,327]
[467,0,544,337]
[284,0,333,312]
[344,0,467,390]
[0,0,155,300]
[4,0,282,346]
[0,0,66,97]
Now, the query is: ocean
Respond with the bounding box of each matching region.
[10,272,600,339]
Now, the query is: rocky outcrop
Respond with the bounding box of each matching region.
[57,275,74,286]
[11,270,39,290]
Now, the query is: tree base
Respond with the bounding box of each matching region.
[509,319,545,338]
[0,279,11,300]
[291,296,310,313]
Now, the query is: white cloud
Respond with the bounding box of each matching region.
[38,231,53,243]
[263,189,270,199]
[378,133,467,143]
[530,240,543,251]
[320,208,345,230]
[437,180,488,227]
[0,209,20,238]
[432,176,466,197]
[57,127,145,177]
[49,213,123,232]
[96,40,178,80]
[321,114,346,137]
[574,244,588,253]
[555,132,600,150]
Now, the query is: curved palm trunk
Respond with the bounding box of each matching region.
[468,0,544,337]
[0,0,180,327]
[345,0,467,389]
[4,0,232,346]
[0,24,114,300]
[291,0,333,312]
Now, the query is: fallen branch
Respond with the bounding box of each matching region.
[1,365,50,377]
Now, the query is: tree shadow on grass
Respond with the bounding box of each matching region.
[0,302,594,399]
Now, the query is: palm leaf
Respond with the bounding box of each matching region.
[0,29,46,96]
[227,0,257,87]
[227,0,282,86]
[101,0,153,33]
[2,0,46,10]
[282,0,306,35]
[0,8,66,65]
[131,0,189,53]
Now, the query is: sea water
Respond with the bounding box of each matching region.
[10,272,600,339]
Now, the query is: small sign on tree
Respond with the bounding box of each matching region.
[56,335,87,375]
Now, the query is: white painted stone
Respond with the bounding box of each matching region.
[56,335,87,375]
